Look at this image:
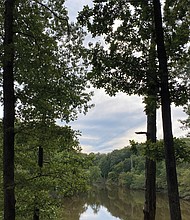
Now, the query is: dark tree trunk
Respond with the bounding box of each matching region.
[33,207,40,220]
[153,0,182,219]
[3,0,16,219]
[144,110,156,220]
[143,25,157,220]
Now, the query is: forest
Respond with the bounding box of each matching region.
[1,0,190,220]
[88,138,190,199]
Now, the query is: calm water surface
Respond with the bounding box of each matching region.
[60,186,190,220]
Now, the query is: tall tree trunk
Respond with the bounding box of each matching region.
[3,0,16,219]
[143,25,157,220]
[153,1,182,219]
[144,110,156,220]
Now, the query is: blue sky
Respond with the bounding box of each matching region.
[65,0,189,153]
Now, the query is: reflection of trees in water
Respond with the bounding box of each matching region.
[181,200,190,217]
[86,189,102,214]
[59,186,190,220]
[60,195,87,220]
[86,186,190,220]
[90,204,101,214]
[86,185,145,220]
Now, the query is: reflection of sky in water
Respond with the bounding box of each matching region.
[80,205,120,220]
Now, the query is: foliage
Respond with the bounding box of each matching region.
[1,1,94,219]
[78,0,190,106]
[0,121,92,219]
[87,166,102,184]
[0,0,93,123]
[180,105,190,136]
[178,164,190,199]
[78,1,155,97]
[130,138,190,162]
[156,161,167,190]
[118,172,134,188]
[89,138,190,197]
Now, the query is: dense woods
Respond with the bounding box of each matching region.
[88,138,190,199]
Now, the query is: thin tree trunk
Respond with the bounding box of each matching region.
[3,0,16,219]
[144,110,156,220]
[153,1,181,219]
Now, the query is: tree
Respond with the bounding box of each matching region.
[0,121,91,219]
[78,1,159,219]
[152,1,182,219]
[3,1,16,219]
[78,1,189,219]
[99,154,111,179]
[0,121,92,219]
[143,27,157,220]
[1,1,92,219]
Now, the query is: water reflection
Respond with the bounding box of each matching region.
[60,186,190,220]
[80,206,120,220]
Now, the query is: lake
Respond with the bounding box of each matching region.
[60,185,190,220]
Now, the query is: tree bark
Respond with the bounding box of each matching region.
[3,0,16,219]
[144,110,157,220]
[153,1,182,219]
[33,207,40,220]
[143,23,157,220]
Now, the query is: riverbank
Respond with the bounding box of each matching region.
[92,181,190,202]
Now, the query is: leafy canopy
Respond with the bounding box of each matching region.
[1,0,93,123]
[78,0,190,105]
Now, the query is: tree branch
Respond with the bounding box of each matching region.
[35,0,70,35]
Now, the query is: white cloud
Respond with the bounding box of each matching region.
[71,89,188,154]
[80,134,101,141]
[75,88,144,121]
[69,89,147,153]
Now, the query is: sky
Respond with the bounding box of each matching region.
[65,0,189,154]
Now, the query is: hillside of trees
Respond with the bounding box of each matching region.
[88,138,190,200]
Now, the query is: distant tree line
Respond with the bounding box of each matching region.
[88,138,190,200]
